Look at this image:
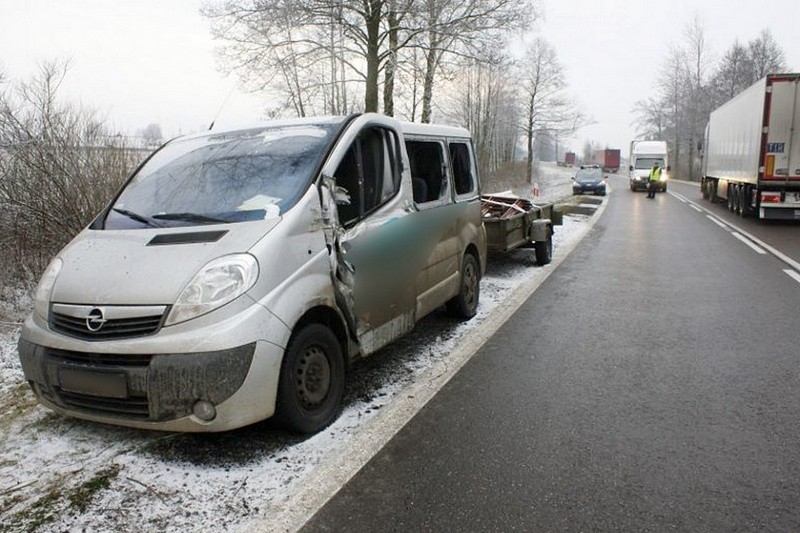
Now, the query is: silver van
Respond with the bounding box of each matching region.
[18,113,487,433]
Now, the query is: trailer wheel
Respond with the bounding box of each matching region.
[727,185,736,212]
[534,228,553,266]
[276,324,345,433]
[736,185,746,217]
[741,185,752,218]
[447,252,480,319]
[709,180,718,203]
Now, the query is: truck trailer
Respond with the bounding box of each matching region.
[701,73,800,220]
[592,149,621,173]
[563,152,576,167]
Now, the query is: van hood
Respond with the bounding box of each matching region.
[50,220,280,306]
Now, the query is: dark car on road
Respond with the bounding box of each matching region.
[572,166,606,196]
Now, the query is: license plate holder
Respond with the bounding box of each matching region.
[59,367,128,399]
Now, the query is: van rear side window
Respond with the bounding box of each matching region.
[449,142,477,197]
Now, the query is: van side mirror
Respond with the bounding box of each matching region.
[629,165,633,171]
[666,165,671,172]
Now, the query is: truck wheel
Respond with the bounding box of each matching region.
[534,229,553,266]
[728,185,736,212]
[702,180,710,200]
[276,324,345,433]
[741,186,752,218]
[735,185,744,216]
[447,253,480,319]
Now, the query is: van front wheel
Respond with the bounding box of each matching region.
[276,324,344,433]
[447,253,480,319]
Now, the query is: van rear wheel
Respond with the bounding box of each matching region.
[447,253,479,319]
[276,324,344,433]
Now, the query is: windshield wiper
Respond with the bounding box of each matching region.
[111,208,166,228]
[152,212,230,225]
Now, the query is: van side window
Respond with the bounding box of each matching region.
[334,127,401,226]
[405,140,451,205]
[449,142,477,197]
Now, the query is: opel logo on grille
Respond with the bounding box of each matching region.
[85,307,107,332]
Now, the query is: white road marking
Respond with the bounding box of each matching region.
[731,232,767,254]
[690,204,702,212]
[706,215,729,229]
[785,269,800,284]
[668,187,800,273]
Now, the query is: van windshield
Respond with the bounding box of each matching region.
[635,157,664,170]
[104,123,341,229]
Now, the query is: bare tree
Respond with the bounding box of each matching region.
[747,28,786,81]
[445,55,520,178]
[682,16,712,180]
[709,39,751,106]
[411,0,533,123]
[581,140,595,164]
[204,0,421,115]
[204,0,535,120]
[0,62,142,278]
[632,97,667,139]
[517,38,578,183]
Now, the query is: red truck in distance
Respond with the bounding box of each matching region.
[592,149,621,173]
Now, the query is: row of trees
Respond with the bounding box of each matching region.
[204,0,582,183]
[0,62,146,279]
[633,23,786,181]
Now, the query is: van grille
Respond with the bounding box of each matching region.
[49,304,168,341]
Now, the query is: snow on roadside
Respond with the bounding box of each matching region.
[0,208,596,533]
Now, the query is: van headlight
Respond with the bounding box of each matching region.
[34,258,63,321]
[165,254,259,326]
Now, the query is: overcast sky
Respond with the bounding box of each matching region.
[2,0,799,153]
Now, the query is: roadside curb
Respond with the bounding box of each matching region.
[246,192,610,533]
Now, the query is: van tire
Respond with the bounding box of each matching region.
[276,324,344,433]
[447,253,480,319]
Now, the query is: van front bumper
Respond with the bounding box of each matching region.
[17,300,289,432]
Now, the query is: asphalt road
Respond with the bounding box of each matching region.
[303,175,800,531]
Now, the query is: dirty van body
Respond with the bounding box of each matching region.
[17,114,487,433]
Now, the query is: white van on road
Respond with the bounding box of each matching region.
[18,114,487,433]
[629,140,670,192]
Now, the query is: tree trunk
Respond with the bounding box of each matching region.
[364,0,382,113]
[421,30,438,123]
[526,94,535,183]
[383,6,397,116]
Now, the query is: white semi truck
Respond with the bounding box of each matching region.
[629,140,669,192]
[701,73,800,220]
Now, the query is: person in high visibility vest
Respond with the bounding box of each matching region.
[647,161,662,198]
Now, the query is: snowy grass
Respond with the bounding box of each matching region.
[0,163,591,532]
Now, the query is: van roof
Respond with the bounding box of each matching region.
[399,121,471,139]
[179,115,471,142]
[631,140,668,153]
